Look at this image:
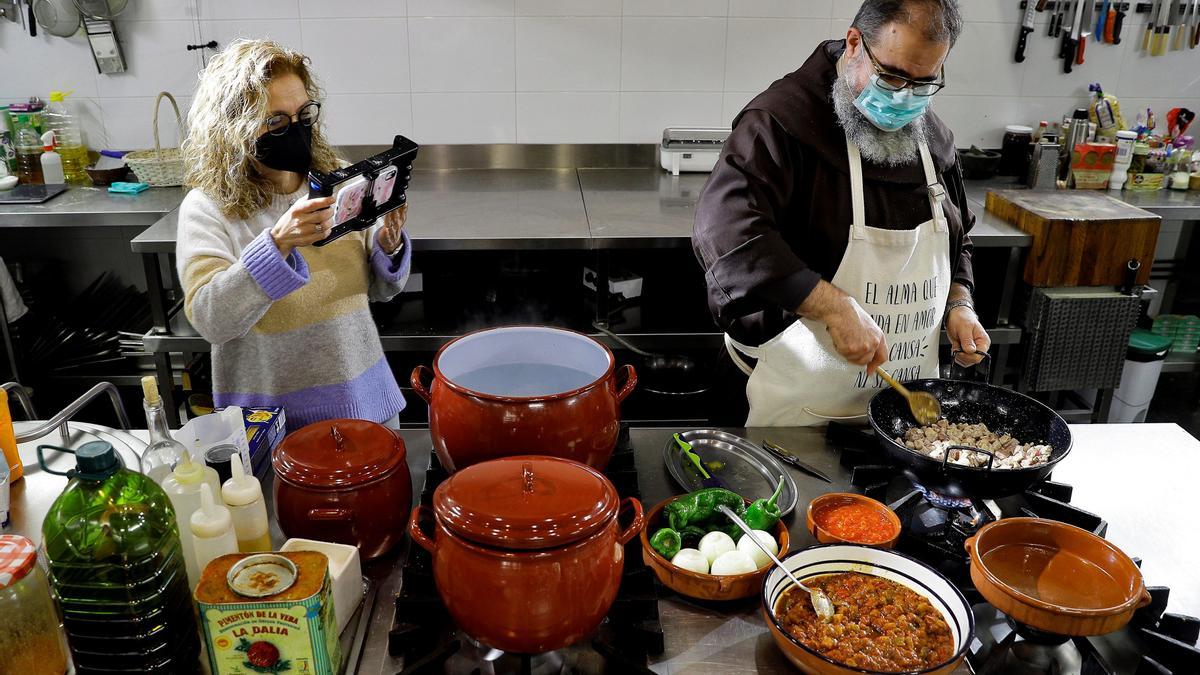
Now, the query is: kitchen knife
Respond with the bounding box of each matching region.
[1172,0,1186,50]
[1097,0,1109,41]
[1016,0,1038,62]
[761,440,833,484]
[1060,0,1077,59]
[1145,0,1161,50]
[1112,0,1126,43]
[1064,0,1086,72]
[1076,0,1094,65]
[1192,0,1200,48]
[1154,0,1173,55]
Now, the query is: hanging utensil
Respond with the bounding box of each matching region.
[1050,0,1065,36]
[1191,0,1200,48]
[32,0,81,37]
[717,504,836,621]
[1171,0,1187,50]
[591,322,707,396]
[875,367,942,425]
[1063,0,1086,72]
[1145,0,1162,50]
[1016,0,1039,62]
[760,440,833,484]
[1096,0,1109,42]
[1154,0,1173,55]
[1076,0,1095,64]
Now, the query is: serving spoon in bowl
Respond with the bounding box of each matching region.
[717,504,835,621]
[876,367,941,425]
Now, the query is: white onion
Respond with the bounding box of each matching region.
[698,531,736,565]
[710,550,758,576]
[736,530,779,569]
[671,548,710,574]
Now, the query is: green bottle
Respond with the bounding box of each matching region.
[39,441,200,674]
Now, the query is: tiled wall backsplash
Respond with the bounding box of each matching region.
[1,0,1196,152]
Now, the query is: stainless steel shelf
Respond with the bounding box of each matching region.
[1163,351,1200,374]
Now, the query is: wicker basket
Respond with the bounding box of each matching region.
[125,92,186,187]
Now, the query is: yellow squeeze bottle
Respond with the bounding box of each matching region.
[0,389,22,482]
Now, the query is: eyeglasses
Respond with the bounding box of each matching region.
[861,39,946,97]
[263,101,321,136]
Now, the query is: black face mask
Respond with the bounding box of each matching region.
[254,123,313,175]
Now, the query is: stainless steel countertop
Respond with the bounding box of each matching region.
[6,423,1196,673]
[0,185,185,228]
[129,169,1038,254]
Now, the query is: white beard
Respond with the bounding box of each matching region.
[831,70,930,168]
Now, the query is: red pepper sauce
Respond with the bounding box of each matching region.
[814,502,895,544]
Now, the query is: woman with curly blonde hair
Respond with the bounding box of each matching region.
[177,38,410,430]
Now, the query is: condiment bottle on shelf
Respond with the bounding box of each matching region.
[0,388,22,483]
[161,450,222,587]
[221,452,271,552]
[0,535,69,675]
[139,375,187,484]
[39,131,65,185]
[190,483,238,575]
[39,441,199,672]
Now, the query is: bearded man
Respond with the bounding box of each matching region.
[693,0,990,427]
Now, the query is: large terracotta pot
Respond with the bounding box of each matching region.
[966,517,1151,636]
[408,455,644,654]
[272,419,412,561]
[411,326,637,472]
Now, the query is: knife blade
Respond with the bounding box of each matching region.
[1192,0,1200,48]
[1097,0,1109,41]
[761,440,833,484]
[1060,0,1077,58]
[1077,0,1095,64]
[1145,0,1161,50]
[1064,0,1086,72]
[1016,0,1038,62]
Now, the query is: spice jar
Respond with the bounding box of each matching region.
[0,535,68,675]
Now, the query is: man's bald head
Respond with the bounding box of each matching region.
[852,0,963,47]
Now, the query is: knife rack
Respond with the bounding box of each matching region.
[1020,2,1190,12]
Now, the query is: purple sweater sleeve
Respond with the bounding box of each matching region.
[241,230,310,301]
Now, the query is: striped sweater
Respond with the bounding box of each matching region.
[177,187,411,430]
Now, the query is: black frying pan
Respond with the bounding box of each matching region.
[867,355,1073,499]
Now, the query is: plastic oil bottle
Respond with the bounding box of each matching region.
[43,90,91,185]
[39,441,200,673]
[221,452,271,552]
[139,375,187,484]
[13,114,43,184]
[160,450,222,588]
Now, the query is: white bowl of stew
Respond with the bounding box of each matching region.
[762,544,973,675]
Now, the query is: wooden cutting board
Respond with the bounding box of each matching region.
[985,189,1160,287]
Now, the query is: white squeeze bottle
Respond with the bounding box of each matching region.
[39,131,65,184]
[221,452,271,552]
[161,451,222,587]
[190,483,238,576]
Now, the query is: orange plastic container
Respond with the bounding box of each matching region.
[0,389,22,482]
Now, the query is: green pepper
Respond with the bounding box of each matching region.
[664,488,746,531]
[678,525,706,544]
[744,476,785,531]
[649,527,681,559]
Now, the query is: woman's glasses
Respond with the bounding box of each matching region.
[263,101,321,136]
[861,39,946,97]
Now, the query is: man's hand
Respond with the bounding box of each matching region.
[377,204,408,254]
[946,284,990,366]
[799,281,889,374]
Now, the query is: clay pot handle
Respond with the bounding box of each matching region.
[408,505,437,553]
[309,508,353,521]
[1137,588,1153,608]
[964,536,976,557]
[617,497,645,545]
[411,365,434,403]
[615,364,638,403]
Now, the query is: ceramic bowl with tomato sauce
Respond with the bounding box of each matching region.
[806,493,901,549]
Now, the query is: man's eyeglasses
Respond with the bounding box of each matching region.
[264,101,321,136]
[861,39,946,97]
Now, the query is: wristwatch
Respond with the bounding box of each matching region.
[944,298,975,326]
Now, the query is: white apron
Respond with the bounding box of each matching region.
[726,135,951,427]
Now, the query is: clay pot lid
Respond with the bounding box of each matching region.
[434,455,618,550]
[272,419,406,489]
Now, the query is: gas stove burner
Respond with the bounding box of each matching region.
[443,636,567,675]
[971,603,1084,675]
[910,481,974,510]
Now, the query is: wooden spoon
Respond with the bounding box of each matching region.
[876,368,942,425]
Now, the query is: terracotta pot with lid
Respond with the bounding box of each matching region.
[408,455,644,654]
[273,419,412,561]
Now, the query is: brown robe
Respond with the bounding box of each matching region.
[693,39,975,347]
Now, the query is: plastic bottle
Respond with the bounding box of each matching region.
[139,375,187,484]
[13,115,43,184]
[39,441,200,673]
[221,452,272,552]
[0,388,22,483]
[42,90,90,185]
[39,131,65,184]
[160,450,222,587]
[190,483,238,576]
[1109,130,1139,191]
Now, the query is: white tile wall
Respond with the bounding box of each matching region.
[1,2,1196,149]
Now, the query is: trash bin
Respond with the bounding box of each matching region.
[1108,329,1174,423]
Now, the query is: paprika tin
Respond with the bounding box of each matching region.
[195,552,340,675]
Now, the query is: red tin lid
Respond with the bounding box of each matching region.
[272,419,406,489]
[434,455,618,550]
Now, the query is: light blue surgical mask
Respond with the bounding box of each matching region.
[853,74,932,133]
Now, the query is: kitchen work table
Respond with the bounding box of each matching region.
[4,422,1197,673]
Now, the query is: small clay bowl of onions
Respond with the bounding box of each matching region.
[640,495,790,601]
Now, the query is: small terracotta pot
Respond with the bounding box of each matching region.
[272,420,412,561]
[640,496,789,602]
[805,493,901,549]
[412,326,637,472]
[408,455,644,654]
[966,517,1152,636]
